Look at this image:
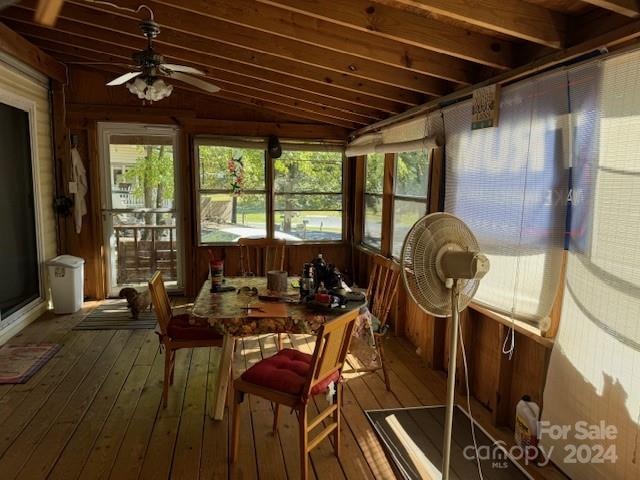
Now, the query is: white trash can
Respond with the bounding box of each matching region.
[47,255,85,314]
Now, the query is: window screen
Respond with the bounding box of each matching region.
[444,70,570,323]
[273,150,343,242]
[391,150,430,259]
[197,145,267,243]
[542,53,640,480]
[363,153,384,250]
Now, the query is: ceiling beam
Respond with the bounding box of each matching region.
[580,0,640,17]
[66,103,350,139]
[18,32,366,128]
[70,0,449,96]
[353,16,640,137]
[0,21,65,80]
[373,0,566,48]
[34,0,63,26]
[257,0,513,70]
[154,0,478,83]
[6,5,414,112]
[60,56,362,129]
[2,13,388,122]
[13,2,421,109]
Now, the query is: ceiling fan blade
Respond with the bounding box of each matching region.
[34,0,64,27]
[161,63,205,75]
[168,72,221,93]
[107,71,143,86]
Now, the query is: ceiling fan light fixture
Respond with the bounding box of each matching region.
[126,76,173,102]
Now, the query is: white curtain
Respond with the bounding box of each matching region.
[443,71,569,323]
[542,52,640,480]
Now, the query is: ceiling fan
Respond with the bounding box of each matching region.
[71,7,220,101]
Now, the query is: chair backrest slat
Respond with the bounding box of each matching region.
[238,238,286,276]
[367,255,401,329]
[303,310,358,400]
[148,271,172,335]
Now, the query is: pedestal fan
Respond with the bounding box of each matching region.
[400,212,490,480]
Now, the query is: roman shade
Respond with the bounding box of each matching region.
[542,51,640,480]
[345,113,443,157]
[443,70,570,324]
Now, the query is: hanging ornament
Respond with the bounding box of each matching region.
[227,152,244,196]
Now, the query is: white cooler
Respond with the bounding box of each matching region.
[47,255,85,314]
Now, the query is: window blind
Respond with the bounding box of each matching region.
[542,52,640,480]
[443,70,570,323]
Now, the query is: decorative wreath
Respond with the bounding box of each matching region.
[227,155,244,196]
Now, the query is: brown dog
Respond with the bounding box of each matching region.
[118,287,152,320]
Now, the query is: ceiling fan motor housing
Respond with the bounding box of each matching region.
[139,19,161,39]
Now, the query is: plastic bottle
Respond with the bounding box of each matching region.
[515,395,540,460]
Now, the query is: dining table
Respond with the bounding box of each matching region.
[192,276,368,420]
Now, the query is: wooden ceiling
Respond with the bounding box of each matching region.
[1,0,640,129]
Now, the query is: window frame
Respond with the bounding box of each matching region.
[362,152,385,251]
[390,150,431,259]
[195,138,347,246]
[359,149,432,259]
[195,140,268,246]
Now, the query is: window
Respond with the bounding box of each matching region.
[363,153,384,249]
[197,144,267,243]
[273,150,343,241]
[196,142,344,244]
[391,150,430,258]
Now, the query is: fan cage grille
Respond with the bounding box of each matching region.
[401,213,481,317]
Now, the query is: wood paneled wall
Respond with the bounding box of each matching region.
[56,67,351,299]
[351,144,553,431]
[353,246,552,430]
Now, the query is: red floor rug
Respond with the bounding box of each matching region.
[0,343,60,384]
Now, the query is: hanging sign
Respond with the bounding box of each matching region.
[471,84,501,130]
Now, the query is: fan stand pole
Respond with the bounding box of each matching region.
[442,279,459,480]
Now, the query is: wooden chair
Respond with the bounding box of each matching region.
[362,254,401,391]
[148,271,224,407]
[231,310,358,480]
[237,237,286,276]
[237,237,287,349]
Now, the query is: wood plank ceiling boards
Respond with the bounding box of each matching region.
[2,0,640,130]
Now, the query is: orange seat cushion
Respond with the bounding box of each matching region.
[241,348,339,396]
[167,314,222,341]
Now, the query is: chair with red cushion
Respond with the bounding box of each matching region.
[148,271,223,407]
[231,309,358,480]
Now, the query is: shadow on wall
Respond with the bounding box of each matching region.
[541,335,639,479]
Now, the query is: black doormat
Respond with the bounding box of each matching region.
[73,300,157,330]
[365,405,533,480]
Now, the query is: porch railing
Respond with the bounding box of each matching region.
[114,224,177,285]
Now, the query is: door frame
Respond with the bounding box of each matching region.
[97,122,183,296]
[0,86,46,325]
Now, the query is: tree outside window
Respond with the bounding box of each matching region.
[363,152,384,249]
[392,150,430,258]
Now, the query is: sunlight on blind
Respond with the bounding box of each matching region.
[542,54,640,480]
[443,71,569,322]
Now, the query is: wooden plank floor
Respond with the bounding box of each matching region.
[0,302,566,480]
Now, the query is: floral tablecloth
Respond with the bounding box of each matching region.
[191,277,364,335]
[192,277,380,369]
